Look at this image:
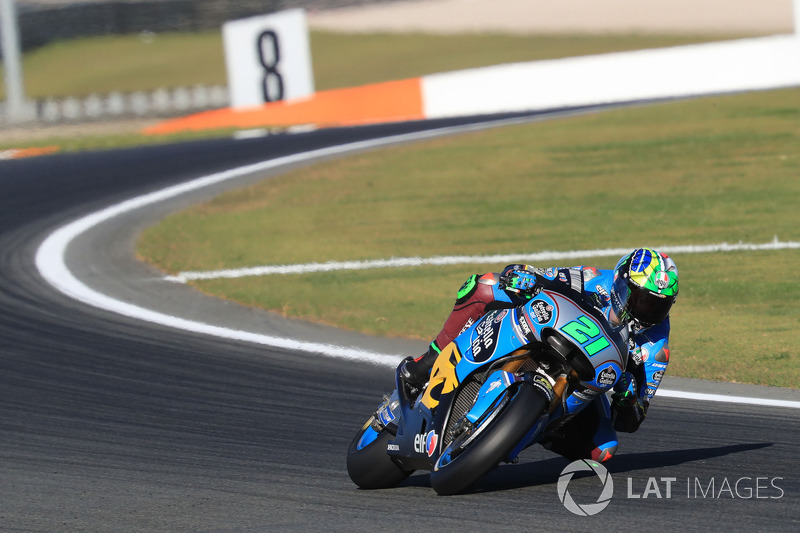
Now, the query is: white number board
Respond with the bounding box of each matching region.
[222,8,314,109]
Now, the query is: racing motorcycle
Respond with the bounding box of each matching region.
[346,272,629,495]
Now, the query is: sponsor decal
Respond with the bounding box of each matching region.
[493,310,508,323]
[414,430,438,456]
[559,272,569,283]
[583,267,600,282]
[457,317,475,336]
[470,313,502,362]
[530,374,555,403]
[597,366,618,387]
[378,406,396,426]
[517,312,533,338]
[652,370,664,383]
[588,292,604,310]
[595,284,610,301]
[426,431,438,457]
[387,443,400,451]
[572,387,600,402]
[644,387,657,396]
[529,299,554,325]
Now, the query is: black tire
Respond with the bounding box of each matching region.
[347,422,412,489]
[430,383,548,495]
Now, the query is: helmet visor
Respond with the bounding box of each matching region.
[627,281,673,327]
[611,273,632,324]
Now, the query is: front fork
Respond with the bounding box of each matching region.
[498,351,574,462]
[454,351,571,450]
[499,349,571,413]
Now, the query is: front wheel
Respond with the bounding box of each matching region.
[347,420,412,489]
[430,383,548,495]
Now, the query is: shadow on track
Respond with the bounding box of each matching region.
[386,442,773,494]
[606,442,774,475]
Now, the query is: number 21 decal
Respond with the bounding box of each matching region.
[560,315,610,356]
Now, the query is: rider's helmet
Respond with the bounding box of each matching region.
[610,248,679,328]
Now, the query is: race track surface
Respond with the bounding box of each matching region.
[1,116,799,531]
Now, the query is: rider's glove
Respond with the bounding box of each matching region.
[499,264,539,295]
[611,371,638,407]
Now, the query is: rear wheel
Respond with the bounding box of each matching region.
[347,420,412,489]
[430,382,548,495]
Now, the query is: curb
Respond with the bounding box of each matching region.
[143,78,424,134]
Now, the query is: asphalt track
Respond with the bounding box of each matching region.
[2,113,799,532]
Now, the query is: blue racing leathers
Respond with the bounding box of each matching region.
[578,265,670,434]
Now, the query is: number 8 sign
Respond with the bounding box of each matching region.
[257,30,283,102]
[223,9,315,108]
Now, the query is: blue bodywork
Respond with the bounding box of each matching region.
[382,270,629,469]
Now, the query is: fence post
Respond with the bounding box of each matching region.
[1,0,27,123]
[795,0,800,35]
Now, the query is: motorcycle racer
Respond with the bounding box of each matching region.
[398,248,679,463]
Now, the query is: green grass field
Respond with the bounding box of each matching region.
[2,30,754,151]
[137,88,800,388]
[4,29,797,387]
[2,30,748,151]
[2,30,749,99]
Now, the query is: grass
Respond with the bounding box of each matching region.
[3,32,226,99]
[137,87,800,388]
[0,29,759,152]
[4,29,797,386]
[1,30,753,152]
[1,30,751,99]
[308,32,750,89]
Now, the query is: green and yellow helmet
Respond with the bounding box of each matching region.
[611,248,679,327]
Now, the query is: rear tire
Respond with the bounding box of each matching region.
[347,422,412,489]
[430,383,548,495]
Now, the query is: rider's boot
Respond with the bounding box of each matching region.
[397,345,438,394]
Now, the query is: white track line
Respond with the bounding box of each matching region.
[34,123,800,410]
[657,389,800,409]
[166,238,800,282]
[35,119,540,367]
